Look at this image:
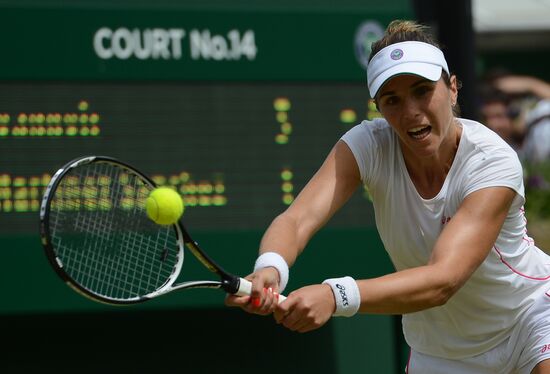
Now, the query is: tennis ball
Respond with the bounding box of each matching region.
[145,187,184,225]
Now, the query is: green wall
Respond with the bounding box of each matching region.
[479,50,550,83]
[1,228,400,373]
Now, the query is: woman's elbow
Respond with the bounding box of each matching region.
[432,277,463,307]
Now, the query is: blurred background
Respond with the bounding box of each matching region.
[1,0,549,372]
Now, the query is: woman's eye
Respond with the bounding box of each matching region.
[414,85,433,96]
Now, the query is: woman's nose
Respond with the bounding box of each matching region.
[401,97,422,119]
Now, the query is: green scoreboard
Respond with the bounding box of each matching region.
[0,6,398,235]
[0,1,409,311]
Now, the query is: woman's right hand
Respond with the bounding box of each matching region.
[225,266,282,315]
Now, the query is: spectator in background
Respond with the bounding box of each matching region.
[492,75,550,102]
[478,85,523,152]
[484,74,550,253]
[479,72,550,163]
[522,98,550,164]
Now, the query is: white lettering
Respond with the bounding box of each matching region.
[152,28,170,59]
[189,29,209,60]
[111,28,133,59]
[210,35,228,61]
[134,29,152,60]
[240,30,257,60]
[189,29,257,61]
[93,27,255,62]
[93,27,186,60]
[169,29,185,59]
[93,27,113,59]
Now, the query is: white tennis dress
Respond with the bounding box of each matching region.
[341,118,550,359]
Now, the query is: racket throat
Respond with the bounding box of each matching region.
[221,277,240,294]
[222,277,251,296]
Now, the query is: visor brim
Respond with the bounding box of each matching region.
[369,63,443,98]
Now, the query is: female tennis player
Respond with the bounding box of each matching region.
[227,20,550,373]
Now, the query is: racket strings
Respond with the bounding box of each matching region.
[49,161,180,301]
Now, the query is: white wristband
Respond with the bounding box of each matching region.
[322,276,361,317]
[253,252,289,293]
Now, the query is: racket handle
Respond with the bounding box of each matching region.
[237,278,287,303]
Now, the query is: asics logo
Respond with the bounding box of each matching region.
[336,283,349,306]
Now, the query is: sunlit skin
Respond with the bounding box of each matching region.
[376,74,460,198]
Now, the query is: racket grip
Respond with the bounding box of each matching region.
[237,278,287,303]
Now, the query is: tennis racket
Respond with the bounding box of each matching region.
[39,155,285,305]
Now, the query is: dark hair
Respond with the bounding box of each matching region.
[478,84,511,107]
[368,20,440,61]
[370,20,462,116]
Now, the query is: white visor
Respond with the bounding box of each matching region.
[367,41,449,98]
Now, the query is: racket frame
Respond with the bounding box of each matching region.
[40,155,249,305]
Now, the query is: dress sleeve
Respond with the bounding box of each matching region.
[340,120,383,186]
[462,149,525,205]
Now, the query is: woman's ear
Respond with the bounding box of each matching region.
[450,75,459,104]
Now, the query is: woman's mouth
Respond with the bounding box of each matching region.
[407,125,431,140]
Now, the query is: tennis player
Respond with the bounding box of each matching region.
[227,20,550,373]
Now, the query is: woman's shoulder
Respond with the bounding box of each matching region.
[342,118,393,143]
[454,118,525,201]
[459,118,518,156]
[457,118,523,178]
[340,119,396,184]
[359,117,391,131]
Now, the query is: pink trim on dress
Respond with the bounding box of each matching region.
[493,246,550,281]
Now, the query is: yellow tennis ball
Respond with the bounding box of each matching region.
[145,187,184,225]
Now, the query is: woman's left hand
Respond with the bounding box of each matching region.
[274,283,336,333]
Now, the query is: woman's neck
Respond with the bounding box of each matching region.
[402,120,462,199]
